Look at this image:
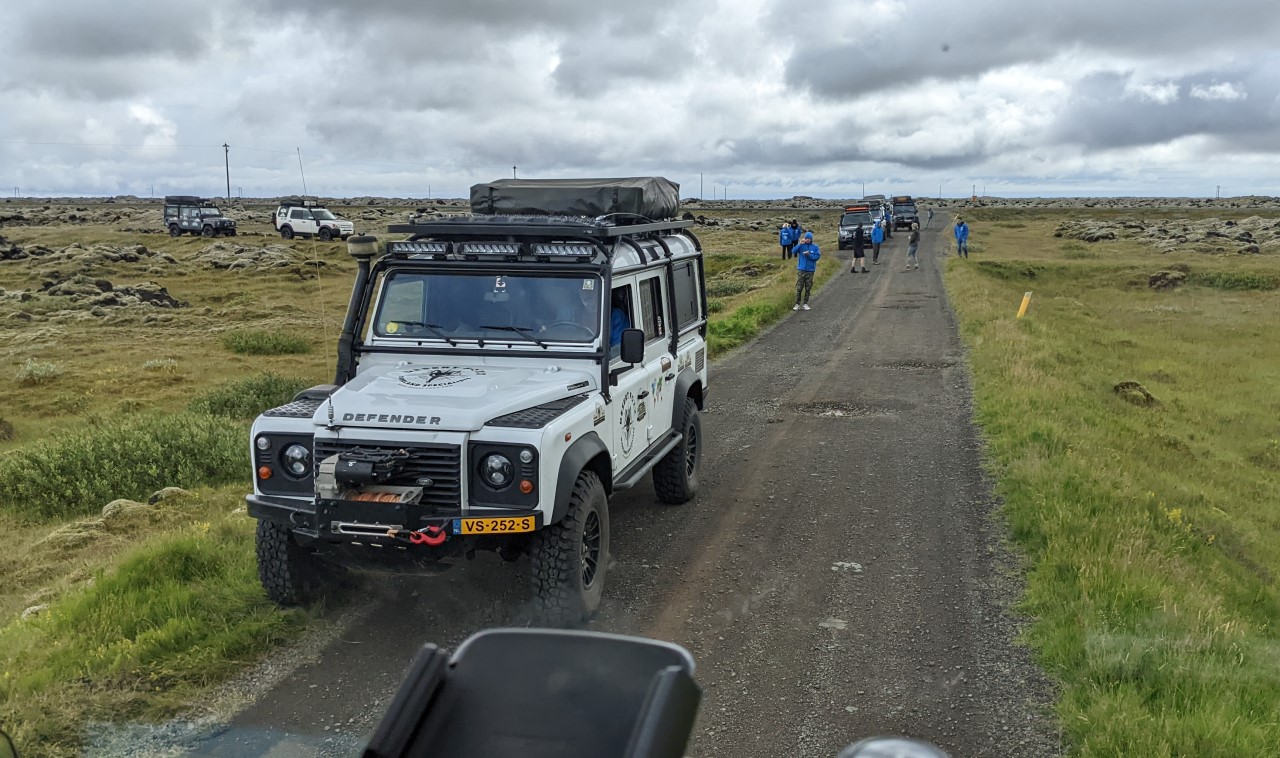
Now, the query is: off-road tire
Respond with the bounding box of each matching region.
[201,225,214,238]
[318,227,333,242]
[256,519,321,606]
[227,230,236,237]
[280,225,294,240]
[653,397,701,504]
[530,470,608,627]
[169,224,181,237]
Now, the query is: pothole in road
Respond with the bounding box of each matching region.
[879,360,956,371]
[791,401,896,419]
[879,303,922,310]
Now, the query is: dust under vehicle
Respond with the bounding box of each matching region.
[163,196,237,237]
[275,198,355,241]
[837,204,874,249]
[247,177,709,624]
[891,195,919,230]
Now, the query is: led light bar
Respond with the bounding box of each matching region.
[387,241,449,254]
[531,243,596,257]
[459,242,522,255]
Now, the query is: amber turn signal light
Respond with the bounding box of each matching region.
[257,466,273,480]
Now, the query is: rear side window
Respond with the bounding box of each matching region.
[671,260,702,330]
[638,276,665,343]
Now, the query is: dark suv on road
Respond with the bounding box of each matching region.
[163,196,237,237]
[838,205,874,249]
[892,195,919,230]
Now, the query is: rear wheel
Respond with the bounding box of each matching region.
[256,520,322,606]
[280,226,294,240]
[168,224,181,237]
[653,397,701,504]
[318,227,333,242]
[530,470,608,627]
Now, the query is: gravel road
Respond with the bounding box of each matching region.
[190,216,1061,757]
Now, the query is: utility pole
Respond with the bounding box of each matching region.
[513,165,517,179]
[699,173,703,200]
[223,143,231,201]
[237,186,243,199]
[1216,185,1220,199]
[939,183,942,199]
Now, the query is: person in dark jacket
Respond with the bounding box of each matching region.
[851,224,867,273]
[792,232,821,310]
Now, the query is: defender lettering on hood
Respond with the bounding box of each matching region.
[341,412,441,425]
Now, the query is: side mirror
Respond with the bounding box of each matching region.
[620,328,644,364]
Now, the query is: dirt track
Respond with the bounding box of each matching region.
[191,216,1060,757]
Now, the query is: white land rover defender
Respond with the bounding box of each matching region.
[274,198,355,241]
[247,177,708,624]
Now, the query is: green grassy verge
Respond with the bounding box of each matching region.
[0,493,305,757]
[946,211,1280,755]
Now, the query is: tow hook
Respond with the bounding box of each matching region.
[406,525,448,546]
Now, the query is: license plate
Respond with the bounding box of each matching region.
[455,516,536,535]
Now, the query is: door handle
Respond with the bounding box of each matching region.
[637,391,650,400]
[665,373,675,381]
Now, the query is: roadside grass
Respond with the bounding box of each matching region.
[220,329,313,356]
[0,492,306,758]
[944,210,1280,755]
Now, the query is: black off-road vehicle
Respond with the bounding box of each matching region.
[163,196,237,237]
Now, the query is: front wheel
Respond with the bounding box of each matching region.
[318,227,333,242]
[653,397,701,504]
[530,470,609,627]
[255,520,322,606]
[201,225,214,238]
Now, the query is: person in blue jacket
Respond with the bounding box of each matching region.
[792,232,821,311]
[778,223,793,260]
[870,218,886,265]
[954,217,970,258]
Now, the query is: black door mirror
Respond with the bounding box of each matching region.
[620,328,644,364]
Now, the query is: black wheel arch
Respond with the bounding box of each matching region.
[551,432,612,525]
[671,367,704,429]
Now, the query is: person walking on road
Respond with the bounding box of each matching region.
[792,231,820,310]
[926,207,934,228]
[851,223,868,273]
[954,217,970,258]
[906,223,920,270]
[778,223,794,260]
[870,218,886,264]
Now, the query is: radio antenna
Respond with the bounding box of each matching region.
[296,148,328,346]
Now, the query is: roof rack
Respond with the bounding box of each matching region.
[387,214,694,240]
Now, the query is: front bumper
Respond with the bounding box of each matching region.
[246,493,542,542]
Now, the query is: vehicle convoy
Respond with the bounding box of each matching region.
[163,195,237,237]
[274,198,355,241]
[838,204,874,249]
[246,177,708,624]
[892,195,919,229]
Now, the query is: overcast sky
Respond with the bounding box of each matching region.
[2,0,1279,199]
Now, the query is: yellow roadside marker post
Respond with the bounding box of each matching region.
[1016,291,1033,318]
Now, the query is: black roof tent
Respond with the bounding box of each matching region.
[388,215,694,240]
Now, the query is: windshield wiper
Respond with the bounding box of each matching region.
[390,321,457,346]
[479,324,548,349]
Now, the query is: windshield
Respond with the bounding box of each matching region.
[311,209,336,220]
[893,204,914,213]
[372,270,602,343]
[841,211,872,225]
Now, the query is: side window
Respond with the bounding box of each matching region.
[290,209,304,220]
[609,284,634,361]
[638,276,665,344]
[671,260,701,330]
[181,207,198,221]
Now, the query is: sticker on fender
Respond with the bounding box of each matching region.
[454,516,536,535]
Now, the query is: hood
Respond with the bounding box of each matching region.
[320,362,597,432]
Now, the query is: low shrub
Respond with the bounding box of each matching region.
[0,413,247,521]
[220,330,311,356]
[187,373,309,420]
[15,359,62,386]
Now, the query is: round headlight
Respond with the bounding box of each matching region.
[282,444,311,478]
[519,449,534,464]
[482,454,513,489]
[255,436,272,451]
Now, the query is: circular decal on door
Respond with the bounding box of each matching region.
[619,391,637,455]
[398,366,487,388]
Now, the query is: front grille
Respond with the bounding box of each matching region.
[313,439,462,509]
